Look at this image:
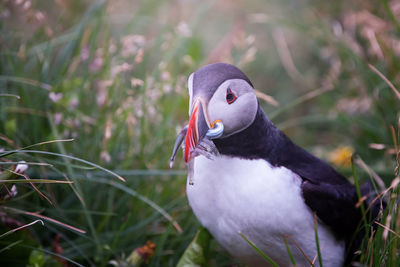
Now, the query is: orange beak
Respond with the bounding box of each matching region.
[184,101,210,163]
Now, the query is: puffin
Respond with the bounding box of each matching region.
[170,63,382,267]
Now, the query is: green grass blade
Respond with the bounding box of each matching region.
[0,240,23,254]
[177,227,212,267]
[0,76,52,90]
[238,231,279,267]
[382,0,400,37]
[88,176,182,233]
[3,207,86,234]
[0,220,44,239]
[0,179,73,184]
[0,139,74,159]
[313,213,323,267]
[351,156,367,226]
[0,150,126,182]
[282,235,296,266]
[21,244,85,267]
[0,162,52,167]
[0,94,20,99]
[47,113,102,252]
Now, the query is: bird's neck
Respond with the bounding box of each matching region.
[213,105,283,163]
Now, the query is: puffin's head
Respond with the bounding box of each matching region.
[184,63,258,162]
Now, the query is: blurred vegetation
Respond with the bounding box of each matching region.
[0,0,399,266]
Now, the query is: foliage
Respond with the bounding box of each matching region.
[0,0,399,266]
[176,227,212,267]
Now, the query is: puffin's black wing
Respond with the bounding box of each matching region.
[276,131,385,266]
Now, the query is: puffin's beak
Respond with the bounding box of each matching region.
[184,100,210,163]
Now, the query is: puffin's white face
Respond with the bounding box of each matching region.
[207,79,258,137]
[183,76,258,162]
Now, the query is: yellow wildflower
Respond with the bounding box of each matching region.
[328,146,354,167]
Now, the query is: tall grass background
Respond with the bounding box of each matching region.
[0,0,399,266]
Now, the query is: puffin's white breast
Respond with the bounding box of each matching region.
[186,155,344,267]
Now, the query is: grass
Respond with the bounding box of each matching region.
[238,231,280,267]
[0,0,399,266]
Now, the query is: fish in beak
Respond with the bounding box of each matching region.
[169,98,224,168]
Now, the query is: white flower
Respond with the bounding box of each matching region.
[176,22,192,37]
[111,63,132,77]
[53,113,63,125]
[49,92,62,102]
[23,1,31,10]
[121,35,146,58]
[35,11,45,22]
[81,47,90,61]
[15,161,28,174]
[69,98,79,110]
[161,71,170,81]
[10,185,18,198]
[100,151,111,163]
[131,78,144,87]
[89,57,103,73]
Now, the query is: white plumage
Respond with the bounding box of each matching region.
[187,154,345,267]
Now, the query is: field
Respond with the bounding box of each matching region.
[0,0,399,266]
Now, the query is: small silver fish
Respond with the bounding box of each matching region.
[169,123,223,185]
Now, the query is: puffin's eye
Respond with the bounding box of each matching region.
[226,88,237,104]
